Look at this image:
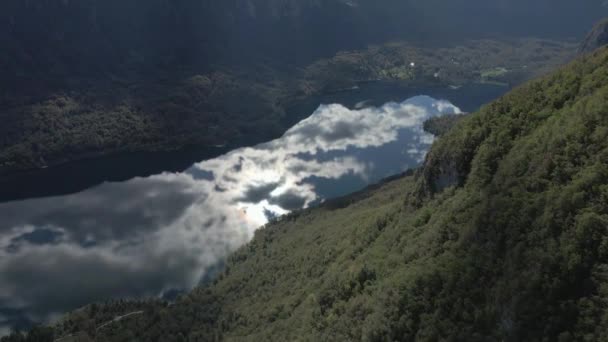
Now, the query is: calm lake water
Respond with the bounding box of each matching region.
[0,82,507,331]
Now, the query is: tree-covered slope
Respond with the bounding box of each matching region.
[14,44,607,342]
[187,47,608,341]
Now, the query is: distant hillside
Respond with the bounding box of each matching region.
[1,0,605,77]
[9,44,608,342]
[0,0,605,177]
[0,37,576,177]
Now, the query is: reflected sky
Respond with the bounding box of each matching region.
[0,95,460,329]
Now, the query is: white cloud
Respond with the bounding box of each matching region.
[0,95,459,328]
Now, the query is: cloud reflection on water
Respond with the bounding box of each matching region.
[0,95,460,328]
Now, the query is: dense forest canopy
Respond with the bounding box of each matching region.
[2,1,608,340]
[6,42,608,342]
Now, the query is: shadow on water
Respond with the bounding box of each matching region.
[0,147,228,203]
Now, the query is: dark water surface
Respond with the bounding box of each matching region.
[0,82,507,332]
[0,82,507,203]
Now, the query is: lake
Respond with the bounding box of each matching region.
[0,82,507,332]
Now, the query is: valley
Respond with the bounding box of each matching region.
[0,81,504,333]
[37,45,608,342]
[2,1,608,341]
[0,38,576,179]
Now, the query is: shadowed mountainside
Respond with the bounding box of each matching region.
[0,0,605,176]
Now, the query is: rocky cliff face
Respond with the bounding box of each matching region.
[581,18,608,53]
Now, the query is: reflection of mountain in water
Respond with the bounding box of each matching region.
[0,95,459,330]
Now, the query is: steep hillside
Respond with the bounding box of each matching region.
[581,18,608,53]
[9,44,608,342]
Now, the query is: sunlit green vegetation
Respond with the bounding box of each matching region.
[480,67,508,79]
[5,44,607,342]
[423,115,467,137]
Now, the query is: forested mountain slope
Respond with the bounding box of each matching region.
[9,40,608,342]
[0,0,605,176]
